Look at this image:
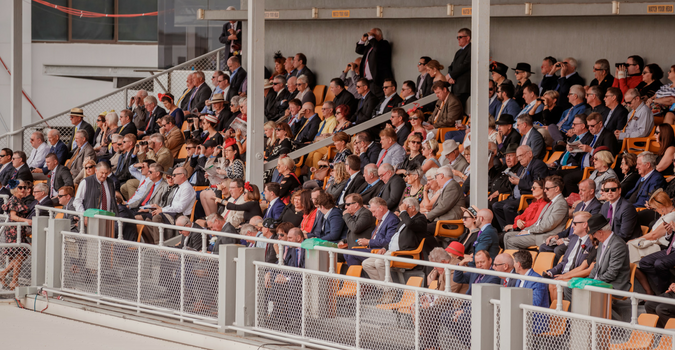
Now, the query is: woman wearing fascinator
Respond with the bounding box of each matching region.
[0,179,32,290]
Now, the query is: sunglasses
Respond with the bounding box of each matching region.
[17,186,29,190]
[85,166,95,170]
[58,194,68,198]
[344,202,355,206]
[572,221,585,226]
[409,141,421,144]
[462,216,474,220]
[410,117,419,121]
[602,187,619,193]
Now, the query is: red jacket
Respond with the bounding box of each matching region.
[612,75,642,98]
[514,198,549,228]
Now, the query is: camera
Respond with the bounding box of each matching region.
[536,98,544,102]
[139,141,148,146]
[615,63,628,68]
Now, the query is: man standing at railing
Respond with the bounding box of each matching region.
[142,167,196,244]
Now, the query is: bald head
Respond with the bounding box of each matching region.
[477,209,493,226]
[493,253,514,273]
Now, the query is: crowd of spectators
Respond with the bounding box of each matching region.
[3,25,675,332]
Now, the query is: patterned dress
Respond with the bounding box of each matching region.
[1,196,30,255]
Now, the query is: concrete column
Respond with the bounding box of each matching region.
[45,219,70,290]
[10,0,22,150]
[471,284,500,350]
[245,0,265,188]
[31,216,50,287]
[235,246,265,335]
[571,288,611,350]
[469,0,490,209]
[304,249,333,320]
[500,287,533,350]
[218,244,240,332]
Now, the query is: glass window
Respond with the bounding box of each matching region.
[71,0,115,41]
[32,0,68,41]
[118,0,158,42]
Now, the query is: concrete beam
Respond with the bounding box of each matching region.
[470,0,490,209]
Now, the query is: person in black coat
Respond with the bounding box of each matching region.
[265,76,292,122]
[495,115,522,156]
[378,164,406,211]
[355,132,382,169]
[218,20,242,59]
[68,108,96,151]
[603,88,630,132]
[45,153,74,204]
[331,78,358,118]
[550,58,585,109]
[355,28,393,100]
[373,79,403,117]
[416,57,434,99]
[447,29,472,107]
[353,79,379,125]
[226,56,247,102]
[291,53,316,90]
[138,97,168,138]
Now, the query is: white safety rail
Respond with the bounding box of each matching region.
[35,205,85,234]
[522,303,675,350]
[0,217,31,294]
[491,299,501,350]
[253,261,473,350]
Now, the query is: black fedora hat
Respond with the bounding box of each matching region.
[512,62,534,74]
[495,114,515,125]
[504,143,519,155]
[490,62,509,77]
[587,213,609,235]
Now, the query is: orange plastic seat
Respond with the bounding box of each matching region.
[533,252,556,275]
[436,127,458,142]
[136,224,145,242]
[641,226,650,236]
[608,313,659,350]
[390,238,426,270]
[654,319,675,350]
[545,151,563,164]
[376,276,424,310]
[518,195,535,212]
[582,167,595,181]
[434,220,464,238]
[335,266,363,297]
[336,262,344,274]
[539,300,570,337]
[177,144,188,159]
[313,85,326,105]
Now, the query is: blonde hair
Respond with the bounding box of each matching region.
[333,163,349,184]
[649,190,672,211]
[264,121,277,147]
[278,156,295,171]
[594,150,614,167]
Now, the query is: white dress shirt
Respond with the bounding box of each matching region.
[163,181,197,215]
[127,165,151,204]
[74,177,113,212]
[28,141,51,169]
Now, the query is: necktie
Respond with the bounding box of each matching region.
[295,118,310,140]
[496,103,506,120]
[580,202,587,211]
[666,235,675,255]
[475,274,484,284]
[358,97,365,110]
[376,149,388,167]
[503,279,507,287]
[582,134,598,168]
[141,183,156,206]
[371,221,382,240]
[572,240,584,267]
[70,147,81,166]
[72,126,79,150]
[360,183,373,194]
[176,88,190,106]
[50,168,57,196]
[557,108,573,129]
[296,248,301,266]
[10,168,17,180]
[607,203,614,226]
[315,121,326,138]
[623,110,637,132]
[100,182,108,211]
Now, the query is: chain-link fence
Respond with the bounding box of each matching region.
[255,263,472,350]
[7,48,227,153]
[492,299,501,350]
[0,243,31,294]
[61,231,219,321]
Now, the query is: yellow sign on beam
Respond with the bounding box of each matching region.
[332,10,350,18]
[462,8,472,15]
[264,11,280,19]
[647,4,674,13]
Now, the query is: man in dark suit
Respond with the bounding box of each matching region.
[293,102,321,145]
[493,145,549,231]
[373,79,403,117]
[27,182,54,219]
[355,132,381,169]
[587,214,631,291]
[226,56,246,102]
[355,164,384,204]
[310,192,347,243]
[545,211,595,279]
[516,114,546,160]
[46,129,68,167]
[117,109,138,137]
[398,80,418,107]
[0,149,14,186]
[355,28,393,100]
[625,152,667,208]
[330,78,358,117]
[599,178,641,242]
[68,108,95,152]
[389,108,411,145]
[447,28,472,108]
[218,18,242,59]
[353,78,379,124]
[495,115,522,156]
[115,134,137,184]
[416,56,434,99]
[336,155,366,207]
[587,112,620,155]
[603,87,629,132]
[471,209,501,262]
[341,194,376,256]
[550,57,585,109]
[539,56,559,93]
[265,75,292,122]
[377,163,406,211]
[262,183,285,221]
[44,153,73,205]
[453,250,502,295]
[352,197,400,268]
[291,53,316,90]
[6,151,33,186]
[138,96,168,138]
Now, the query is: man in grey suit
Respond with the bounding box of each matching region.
[129,163,169,219]
[504,175,569,249]
[377,163,406,211]
[587,213,631,291]
[425,166,463,235]
[440,140,468,181]
[68,130,96,178]
[516,114,546,160]
[340,193,376,254]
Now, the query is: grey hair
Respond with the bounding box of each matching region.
[625,88,640,99]
[150,133,165,144]
[564,57,578,69]
[239,97,247,106]
[274,75,287,85]
[96,161,111,171]
[240,224,257,235]
[570,85,585,99]
[175,215,191,227]
[369,197,388,209]
[517,145,533,155]
[429,247,451,262]
[144,95,158,105]
[402,197,420,211]
[75,130,89,140]
[638,151,657,169]
[105,112,119,125]
[297,75,308,85]
[32,131,45,142]
[588,86,604,99]
[34,182,49,193]
[111,134,123,142]
[425,167,438,180]
[138,90,149,98]
[364,164,378,177]
[406,167,423,177]
[600,223,612,232]
[379,163,394,173]
[206,213,225,224]
[230,96,241,107]
[437,165,452,178]
[48,129,60,137]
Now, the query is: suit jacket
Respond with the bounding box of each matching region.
[515,159,549,197]
[499,128,522,154]
[175,227,203,251]
[265,88,291,121]
[354,92,379,124]
[313,208,347,243]
[604,105,629,132]
[549,234,594,276]
[427,180,463,221]
[138,147,174,175]
[117,122,137,137]
[523,195,569,245]
[343,206,377,249]
[48,165,74,197]
[264,198,286,221]
[563,132,594,167]
[473,224,500,260]
[212,223,241,254]
[357,180,384,203]
[416,74,434,98]
[374,94,403,117]
[64,199,79,232]
[395,123,412,146]
[27,196,54,219]
[369,211,400,249]
[398,95,417,107]
[0,163,14,186]
[601,197,640,241]
[448,43,471,95]
[540,74,559,93]
[227,68,247,102]
[495,99,522,120]
[449,154,469,177]
[360,142,382,170]
[489,97,501,119]
[521,127,546,160]
[70,121,95,150]
[164,126,185,158]
[343,172,366,200]
[132,105,148,131]
[185,83,213,114]
[141,106,168,137]
[453,269,502,295]
[396,211,426,252]
[7,164,33,184]
[115,151,136,183]
[355,38,393,86]
[589,234,631,291]
[556,72,586,109]
[46,141,69,169]
[294,114,322,144]
[128,179,169,209]
[516,269,550,308]
[293,67,317,90]
[430,93,463,128]
[558,198,602,239]
[625,170,667,208]
[333,89,359,120]
[380,175,406,211]
[594,128,620,156]
[69,143,96,177]
[218,21,242,57]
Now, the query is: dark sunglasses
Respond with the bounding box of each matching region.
[602,187,619,193]
[85,166,95,170]
[17,186,29,190]
[410,117,419,121]
[409,141,421,144]
[344,202,355,206]
[58,194,67,198]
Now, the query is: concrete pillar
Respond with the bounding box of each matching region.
[245,0,265,188]
[500,287,533,350]
[304,249,333,320]
[218,244,240,333]
[471,284,500,350]
[235,246,265,335]
[571,288,611,350]
[45,219,70,290]
[469,0,490,209]
[31,216,50,287]
[10,0,22,150]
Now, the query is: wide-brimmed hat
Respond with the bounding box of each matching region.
[70,108,84,117]
[512,62,534,74]
[495,114,515,125]
[440,140,459,158]
[263,79,273,89]
[445,241,465,258]
[587,214,610,235]
[504,143,519,155]
[461,205,479,219]
[204,114,218,124]
[206,93,225,105]
[490,62,509,77]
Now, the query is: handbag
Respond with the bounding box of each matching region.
[314,166,331,182]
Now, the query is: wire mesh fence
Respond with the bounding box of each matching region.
[61,232,219,320]
[0,243,31,294]
[255,264,472,350]
[493,300,501,350]
[13,48,227,152]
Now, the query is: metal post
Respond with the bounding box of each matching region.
[218,244,240,332]
[445,268,452,292]
[45,219,70,289]
[245,0,265,188]
[500,287,532,350]
[469,0,490,209]
[630,296,638,325]
[31,216,50,287]
[137,245,142,313]
[201,233,207,253]
[355,280,361,349]
[117,220,123,240]
[235,247,265,335]
[159,226,164,246]
[471,284,500,350]
[301,270,307,339]
[180,252,185,321]
[414,290,420,350]
[10,0,22,151]
[97,240,101,299]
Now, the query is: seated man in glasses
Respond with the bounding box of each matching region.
[599,178,640,241]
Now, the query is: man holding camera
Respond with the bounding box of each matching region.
[339,58,362,99]
[137,133,174,175]
[159,115,185,158]
[128,90,149,131]
[549,57,585,109]
[355,28,393,100]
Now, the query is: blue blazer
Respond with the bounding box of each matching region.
[548,234,593,276]
[489,97,501,119]
[558,198,602,238]
[559,103,587,133]
[284,247,305,268]
[514,269,550,308]
[472,224,500,263]
[314,208,347,243]
[498,99,521,119]
[369,212,400,249]
[307,210,324,239]
[42,141,69,173]
[453,269,501,295]
[624,171,667,208]
[265,198,286,221]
